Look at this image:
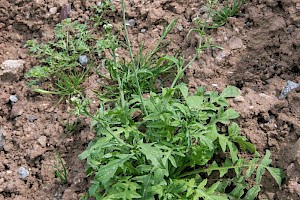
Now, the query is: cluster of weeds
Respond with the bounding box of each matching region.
[193,0,246,29]
[25,0,284,199]
[25,19,93,101]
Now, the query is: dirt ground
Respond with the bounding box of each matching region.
[0,0,300,199]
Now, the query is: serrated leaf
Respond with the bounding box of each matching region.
[176,83,189,99]
[228,141,238,163]
[138,143,164,167]
[186,96,204,110]
[220,86,240,98]
[78,137,112,160]
[219,108,240,124]
[173,102,189,115]
[186,178,196,197]
[219,158,231,178]
[228,122,240,137]
[95,154,132,184]
[198,179,208,189]
[266,167,285,185]
[199,135,214,150]
[218,134,227,152]
[256,150,272,184]
[207,181,220,194]
[246,158,259,178]
[243,185,260,200]
[230,184,245,198]
[207,161,218,176]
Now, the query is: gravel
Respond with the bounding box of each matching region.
[126,19,136,26]
[79,55,88,65]
[279,80,299,99]
[0,130,4,150]
[9,95,18,103]
[18,167,29,179]
[27,115,38,122]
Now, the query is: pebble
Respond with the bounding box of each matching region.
[228,36,244,50]
[10,108,24,118]
[177,25,184,31]
[9,95,18,103]
[49,7,58,15]
[0,129,4,150]
[37,136,47,147]
[59,3,71,21]
[126,19,136,27]
[0,60,25,82]
[27,115,38,122]
[279,80,299,99]
[140,28,146,33]
[79,55,88,65]
[18,167,29,179]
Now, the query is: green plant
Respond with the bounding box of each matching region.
[25,19,93,100]
[76,84,283,199]
[194,0,246,29]
[92,0,116,27]
[64,117,81,135]
[51,153,68,184]
[96,17,184,103]
[24,0,284,198]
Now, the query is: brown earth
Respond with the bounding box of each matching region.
[0,0,300,199]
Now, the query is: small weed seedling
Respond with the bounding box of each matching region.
[194,0,246,29]
[51,153,68,184]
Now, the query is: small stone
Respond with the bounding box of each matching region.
[18,167,29,179]
[37,136,47,147]
[177,25,184,31]
[27,115,38,122]
[279,80,299,99]
[0,60,25,82]
[0,129,4,150]
[59,3,71,21]
[234,96,245,102]
[49,7,58,15]
[126,19,136,27]
[10,108,23,118]
[79,55,88,65]
[228,36,244,50]
[9,95,18,103]
[140,28,146,33]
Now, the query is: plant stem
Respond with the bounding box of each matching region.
[179,163,260,178]
[121,0,148,116]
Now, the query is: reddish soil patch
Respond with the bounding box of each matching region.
[0,0,300,199]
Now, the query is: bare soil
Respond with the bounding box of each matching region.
[1,0,300,199]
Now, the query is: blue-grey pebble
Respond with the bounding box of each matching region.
[27,115,38,122]
[9,95,18,103]
[279,80,300,99]
[18,167,29,179]
[79,55,88,65]
[126,19,136,26]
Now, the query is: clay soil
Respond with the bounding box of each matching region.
[1,0,300,199]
